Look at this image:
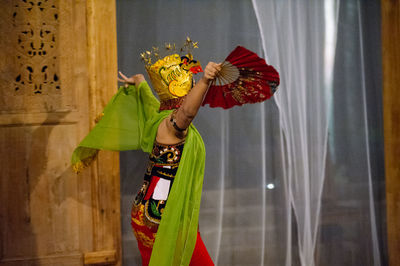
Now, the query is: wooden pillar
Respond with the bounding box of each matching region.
[381,1,400,265]
[84,0,121,265]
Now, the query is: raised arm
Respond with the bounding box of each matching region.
[156,62,221,144]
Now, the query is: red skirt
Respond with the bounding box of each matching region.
[131,204,214,266]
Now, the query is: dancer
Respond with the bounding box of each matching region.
[72,39,219,266]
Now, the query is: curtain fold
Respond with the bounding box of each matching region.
[252,0,386,265]
[252,1,334,265]
[117,0,386,265]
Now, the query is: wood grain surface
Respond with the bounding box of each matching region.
[0,0,120,265]
[382,1,400,265]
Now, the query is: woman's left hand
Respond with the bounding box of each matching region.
[118,71,145,85]
[202,62,222,82]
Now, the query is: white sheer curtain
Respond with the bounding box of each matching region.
[252,1,336,265]
[117,0,386,265]
[252,0,385,265]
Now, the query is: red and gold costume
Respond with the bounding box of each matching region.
[131,141,213,266]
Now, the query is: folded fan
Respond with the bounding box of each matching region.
[202,46,280,109]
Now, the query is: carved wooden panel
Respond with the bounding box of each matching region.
[0,0,75,114]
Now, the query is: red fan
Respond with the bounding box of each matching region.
[202,46,280,109]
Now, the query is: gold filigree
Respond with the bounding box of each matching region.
[146,161,155,175]
[131,205,146,227]
[94,112,104,124]
[72,150,99,173]
[132,231,155,248]
[156,170,176,178]
[141,37,199,67]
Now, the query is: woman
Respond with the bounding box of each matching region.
[72,44,220,265]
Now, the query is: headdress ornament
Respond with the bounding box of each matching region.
[141,37,203,110]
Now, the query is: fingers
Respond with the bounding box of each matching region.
[118,71,132,84]
[118,71,129,81]
[204,62,221,80]
[118,72,146,85]
[207,62,221,71]
[118,71,131,85]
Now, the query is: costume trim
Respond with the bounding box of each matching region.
[72,150,98,173]
[159,97,184,111]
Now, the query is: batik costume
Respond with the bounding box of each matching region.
[71,39,214,266]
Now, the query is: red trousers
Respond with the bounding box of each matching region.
[136,231,214,266]
[188,232,215,266]
[132,204,213,265]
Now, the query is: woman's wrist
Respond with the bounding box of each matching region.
[199,76,211,86]
[136,80,147,89]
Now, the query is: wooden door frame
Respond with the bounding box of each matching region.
[381,1,400,265]
[84,0,121,265]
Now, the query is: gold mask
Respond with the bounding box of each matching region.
[142,38,203,110]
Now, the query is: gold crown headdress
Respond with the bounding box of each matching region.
[141,37,203,110]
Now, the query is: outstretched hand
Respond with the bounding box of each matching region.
[118,71,145,86]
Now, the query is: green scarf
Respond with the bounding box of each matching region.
[71,82,206,266]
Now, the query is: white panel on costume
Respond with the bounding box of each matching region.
[152,179,171,200]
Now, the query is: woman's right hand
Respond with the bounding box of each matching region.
[118,71,145,86]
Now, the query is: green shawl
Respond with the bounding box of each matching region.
[71,82,206,266]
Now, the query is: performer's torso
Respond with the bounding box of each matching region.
[131,141,185,236]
